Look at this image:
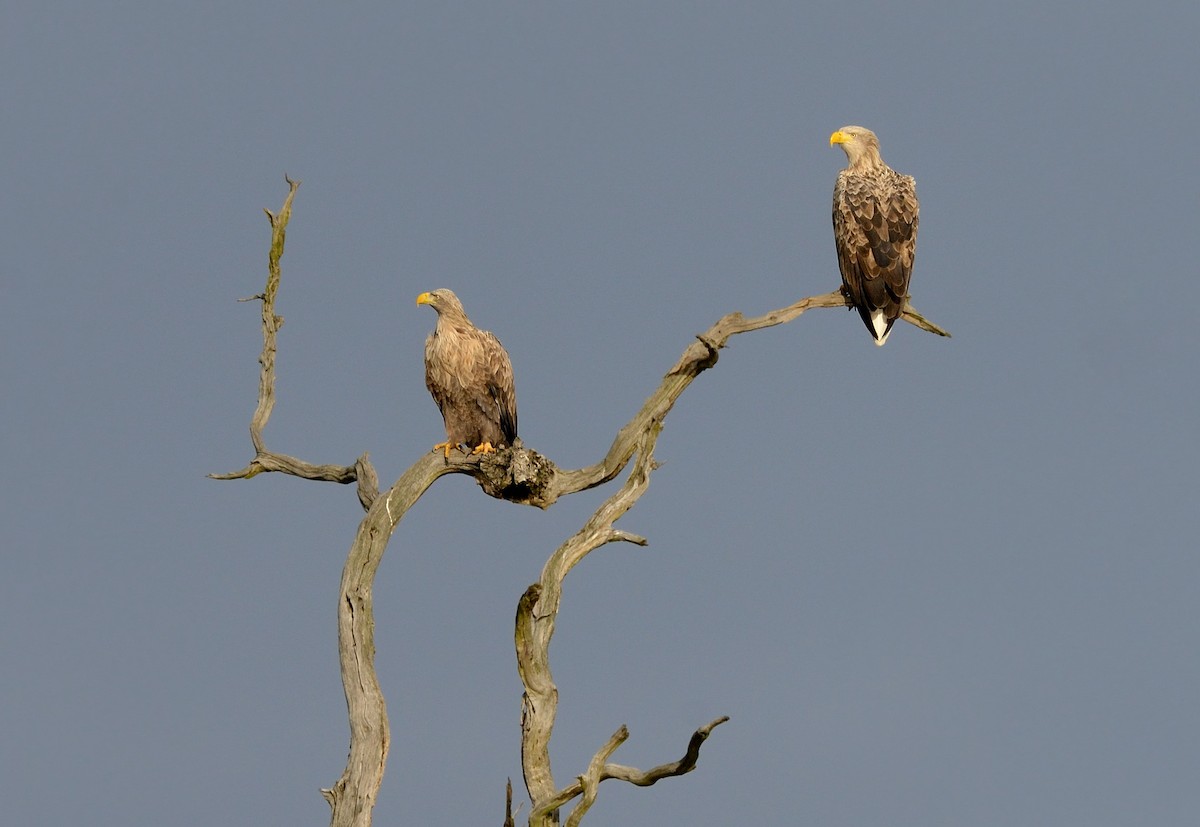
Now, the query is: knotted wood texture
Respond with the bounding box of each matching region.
[213,180,950,827]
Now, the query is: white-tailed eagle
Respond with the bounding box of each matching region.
[416,289,517,458]
[830,126,920,345]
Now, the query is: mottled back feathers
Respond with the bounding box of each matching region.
[830,126,919,345]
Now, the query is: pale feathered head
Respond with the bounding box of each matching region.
[416,288,470,322]
[829,125,882,167]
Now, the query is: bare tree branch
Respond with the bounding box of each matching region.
[520,292,949,505]
[531,716,731,822]
[506,289,955,823]
[251,175,294,455]
[600,715,730,787]
[209,175,380,510]
[901,302,952,338]
[514,417,731,824]
[319,453,460,826]
[563,726,628,827]
[216,180,951,827]
[516,427,683,827]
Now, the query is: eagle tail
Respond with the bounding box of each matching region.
[859,306,894,346]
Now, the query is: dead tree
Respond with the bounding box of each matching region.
[212,179,949,827]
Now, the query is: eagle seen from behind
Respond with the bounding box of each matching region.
[830,126,920,346]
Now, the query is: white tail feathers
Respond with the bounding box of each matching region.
[870,310,891,346]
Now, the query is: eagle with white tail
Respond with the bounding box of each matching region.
[830,126,920,346]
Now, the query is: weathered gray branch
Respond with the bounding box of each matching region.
[473,291,949,509]
[514,428,659,826]
[530,716,731,823]
[514,417,730,825]
[318,454,460,825]
[506,293,950,824]
[210,178,399,827]
[563,727,627,827]
[215,180,951,827]
[209,176,380,510]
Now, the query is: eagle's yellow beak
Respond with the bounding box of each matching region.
[829,131,849,147]
[416,292,433,306]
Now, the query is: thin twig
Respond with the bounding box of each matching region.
[504,778,515,827]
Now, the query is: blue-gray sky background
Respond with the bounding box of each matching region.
[3,3,1197,825]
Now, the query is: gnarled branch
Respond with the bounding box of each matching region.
[531,716,731,822]
[216,180,950,827]
[318,453,460,826]
[563,726,627,827]
[488,292,949,508]
[508,293,949,823]
[210,175,380,511]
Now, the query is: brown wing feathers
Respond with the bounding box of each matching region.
[417,289,518,454]
[412,130,918,455]
[830,126,919,345]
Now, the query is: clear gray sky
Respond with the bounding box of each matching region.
[3,3,1197,825]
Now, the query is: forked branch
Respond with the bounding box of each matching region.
[523,290,949,505]
[216,181,950,827]
[531,716,731,823]
[209,175,380,510]
[508,294,946,824]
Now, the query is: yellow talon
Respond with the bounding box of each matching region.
[432,441,454,459]
[471,442,496,455]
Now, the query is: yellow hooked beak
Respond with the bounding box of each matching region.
[415,291,433,306]
[829,130,850,147]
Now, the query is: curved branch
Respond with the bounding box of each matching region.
[517,429,675,826]
[213,180,397,827]
[531,717,731,823]
[507,288,953,822]
[477,291,950,507]
[600,715,730,786]
[320,453,459,825]
[209,449,380,509]
[217,180,951,827]
[251,175,296,455]
[210,176,380,510]
[515,428,726,824]
[563,726,628,827]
